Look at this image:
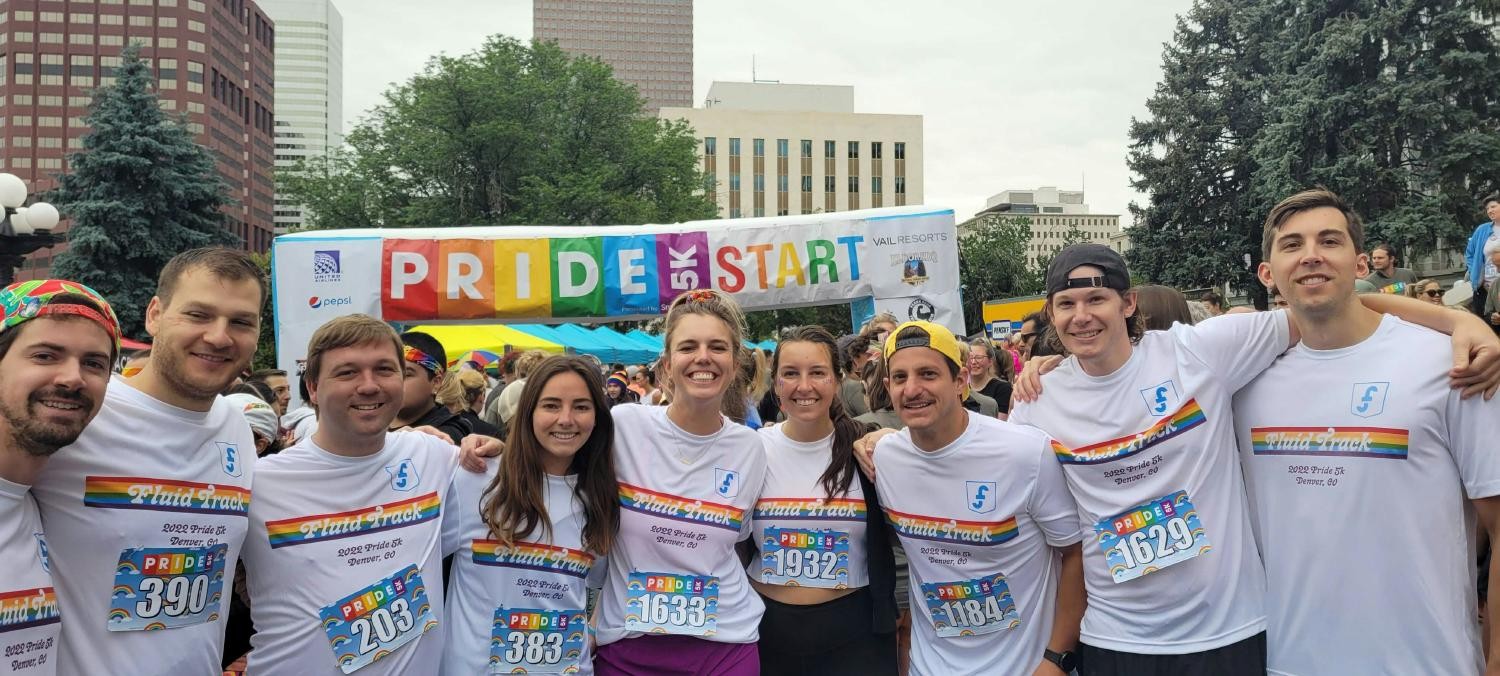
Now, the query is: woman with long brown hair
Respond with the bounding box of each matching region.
[441,356,620,676]
[748,326,898,675]
[593,289,769,675]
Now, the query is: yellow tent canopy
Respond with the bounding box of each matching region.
[406,324,564,357]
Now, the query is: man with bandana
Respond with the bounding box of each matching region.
[391,331,470,445]
[0,281,123,676]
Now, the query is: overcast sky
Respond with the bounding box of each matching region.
[339,0,1195,225]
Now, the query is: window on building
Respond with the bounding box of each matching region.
[848,176,859,193]
[872,177,882,194]
[895,176,906,194]
[730,174,740,190]
[824,176,835,192]
[69,33,93,44]
[872,142,882,160]
[776,139,788,158]
[848,141,858,159]
[824,140,835,159]
[778,174,788,192]
[801,139,812,158]
[729,137,740,155]
[753,138,763,157]
[754,174,764,191]
[895,142,906,160]
[99,14,122,25]
[704,137,715,155]
[802,176,812,192]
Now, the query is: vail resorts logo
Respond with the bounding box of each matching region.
[312,250,341,283]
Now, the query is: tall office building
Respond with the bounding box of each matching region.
[661,81,924,218]
[258,0,340,234]
[0,0,276,277]
[533,0,692,113]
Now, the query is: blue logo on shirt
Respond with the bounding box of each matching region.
[714,468,739,499]
[217,441,242,477]
[34,533,49,573]
[385,459,419,491]
[967,481,997,514]
[1139,380,1179,417]
[1351,382,1389,418]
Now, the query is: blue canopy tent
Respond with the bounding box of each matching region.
[590,326,661,364]
[513,324,616,363]
[626,329,663,353]
[757,339,777,351]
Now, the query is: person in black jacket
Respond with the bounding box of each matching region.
[393,331,471,444]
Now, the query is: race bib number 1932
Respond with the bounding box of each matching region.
[758,527,850,588]
[1095,490,1211,584]
[623,572,718,637]
[318,565,437,674]
[108,544,228,631]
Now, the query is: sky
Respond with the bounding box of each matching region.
[339,0,1196,226]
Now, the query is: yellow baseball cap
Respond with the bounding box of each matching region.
[883,320,963,369]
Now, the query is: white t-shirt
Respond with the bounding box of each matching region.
[30,379,255,675]
[747,425,870,590]
[874,412,1081,676]
[1009,312,1290,654]
[1234,315,1500,676]
[595,404,768,645]
[0,478,60,676]
[440,457,604,676]
[242,431,458,676]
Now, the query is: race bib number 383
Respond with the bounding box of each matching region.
[108,544,227,631]
[489,607,586,674]
[318,565,438,674]
[623,572,718,637]
[1095,490,1211,584]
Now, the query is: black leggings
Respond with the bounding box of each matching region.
[757,587,898,676]
[1078,631,1266,676]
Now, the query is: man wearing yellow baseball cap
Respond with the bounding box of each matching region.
[871,319,1085,676]
[0,279,121,676]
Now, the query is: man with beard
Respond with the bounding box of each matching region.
[31,248,264,675]
[0,280,120,676]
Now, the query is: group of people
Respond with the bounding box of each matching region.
[2,185,1499,676]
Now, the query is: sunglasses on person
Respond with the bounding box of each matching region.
[1424,289,1443,298]
[1018,331,1039,342]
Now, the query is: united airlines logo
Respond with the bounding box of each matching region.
[312,250,341,283]
[966,481,996,514]
[1351,382,1389,418]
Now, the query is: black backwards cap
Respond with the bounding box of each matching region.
[1045,243,1131,297]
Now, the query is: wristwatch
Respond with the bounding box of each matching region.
[1043,648,1078,672]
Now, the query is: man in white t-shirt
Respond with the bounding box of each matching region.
[31,248,264,675]
[0,280,121,676]
[873,320,1084,676]
[242,313,461,675]
[1235,188,1500,675]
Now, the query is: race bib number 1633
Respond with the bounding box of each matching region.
[623,572,718,637]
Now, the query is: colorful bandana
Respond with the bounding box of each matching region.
[403,344,445,378]
[0,279,121,355]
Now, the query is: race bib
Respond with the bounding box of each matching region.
[623,572,718,637]
[488,608,586,674]
[758,527,850,588]
[318,565,437,674]
[108,544,227,631]
[1095,490,1211,584]
[920,572,1020,638]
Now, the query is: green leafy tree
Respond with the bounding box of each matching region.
[48,44,237,338]
[1128,0,1500,307]
[282,37,716,229]
[249,252,277,371]
[958,215,1041,334]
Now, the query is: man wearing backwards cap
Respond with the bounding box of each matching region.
[869,319,1084,676]
[0,280,120,676]
[1002,242,1500,675]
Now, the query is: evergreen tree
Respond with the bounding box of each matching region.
[49,44,237,338]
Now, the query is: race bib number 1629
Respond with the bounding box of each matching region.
[1094,490,1211,584]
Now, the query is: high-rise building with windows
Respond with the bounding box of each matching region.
[0,0,277,277]
[533,0,692,113]
[959,187,1123,270]
[660,81,924,219]
[258,0,339,234]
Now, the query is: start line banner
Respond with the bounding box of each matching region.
[271,205,961,377]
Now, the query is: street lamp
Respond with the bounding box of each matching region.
[0,173,61,286]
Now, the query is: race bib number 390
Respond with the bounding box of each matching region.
[920,572,1020,638]
[1095,490,1211,584]
[489,607,586,674]
[623,572,718,637]
[759,527,850,588]
[108,544,227,631]
[318,565,438,674]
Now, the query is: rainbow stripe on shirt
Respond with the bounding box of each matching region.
[83,476,250,516]
[617,483,745,532]
[265,492,442,548]
[1052,399,1208,465]
[883,508,1019,546]
[752,497,867,522]
[0,587,59,634]
[1250,426,1409,460]
[471,541,595,579]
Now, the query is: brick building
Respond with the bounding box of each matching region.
[0,0,276,277]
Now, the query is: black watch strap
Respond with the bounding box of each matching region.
[1044,648,1078,672]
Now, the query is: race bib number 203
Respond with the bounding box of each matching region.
[318,565,437,674]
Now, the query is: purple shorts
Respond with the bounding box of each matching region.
[594,635,759,676]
